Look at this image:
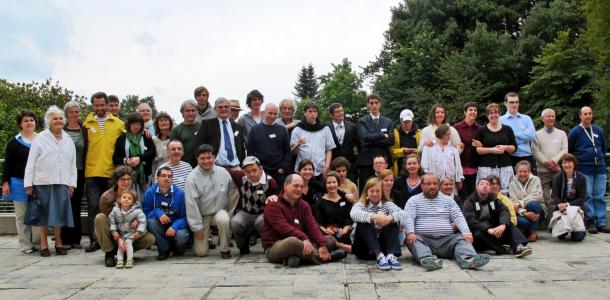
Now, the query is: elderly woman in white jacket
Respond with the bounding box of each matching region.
[24,105,77,257]
[508,160,545,242]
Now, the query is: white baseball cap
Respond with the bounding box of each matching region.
[400,109,414,122]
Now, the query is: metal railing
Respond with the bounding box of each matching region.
[2,154,610,213]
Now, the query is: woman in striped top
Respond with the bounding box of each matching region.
[350,178,406,270]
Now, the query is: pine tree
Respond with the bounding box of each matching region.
[293,63,320,100]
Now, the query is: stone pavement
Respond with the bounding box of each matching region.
[1,231,610,300]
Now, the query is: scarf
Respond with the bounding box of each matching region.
[127,133,146,184]
[297,118,326,132]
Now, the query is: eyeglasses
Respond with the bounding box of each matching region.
[507,101,519,104]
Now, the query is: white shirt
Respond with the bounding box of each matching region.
[24,129,77,187]
[290,126,336,176]
[215,117,240,167]
[333,120,345,145]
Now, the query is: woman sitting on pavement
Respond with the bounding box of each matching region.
[329,157,359,202]
[313,172,353,253]
[509,160,546,242]
[549,153,587,242]
[392,154,422,209]
[297,159,324,207]
[350,178,406,270]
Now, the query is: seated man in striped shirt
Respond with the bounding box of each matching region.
[404,173,490,271]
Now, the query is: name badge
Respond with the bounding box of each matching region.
[161,201,169,207]
[234,131,239,137]
[475,202,481,211]
[380,128,387,133]
[294,219,300,224]
[594,134,599,138]
[256,190,264,195]
[269,134,276,139]
[340,202,346,207]
[490,202,495,210]
[90,128,96,133]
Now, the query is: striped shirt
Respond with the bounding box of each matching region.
[404,193,470,236]
[94,115,107,133]
[157,161,193,192]
[350,200,406,225]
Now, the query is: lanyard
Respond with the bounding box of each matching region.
[579,125,598,154]
[153,189,174,210]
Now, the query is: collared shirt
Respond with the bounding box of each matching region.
[290,126,336,176]
[215,117,240,167]
[249,171,268,186]
[499,112,536,157]
[333,120,345,145]
[453,119,481,171]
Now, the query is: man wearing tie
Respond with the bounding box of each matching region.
[328,103,360,183]
[356,94,394,190]
[194,97,247,170]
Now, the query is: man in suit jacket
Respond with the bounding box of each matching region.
[328,103,360,183]
[356,94,395,190]
[195,97,247,169]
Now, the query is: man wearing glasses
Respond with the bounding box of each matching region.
[499,92,537,173]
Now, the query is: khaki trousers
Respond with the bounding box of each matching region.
[193,209,231,256]
[265,236,336,264]
[13,201,40,250]
[93,213,155,252]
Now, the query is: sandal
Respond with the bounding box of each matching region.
[40,248,50,257]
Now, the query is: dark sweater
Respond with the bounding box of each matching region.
[262,196,327,249]
[2,137,30,183]
[392,176,422,209]
[112,134,157,177]
[313,193,353,228]
[568,124,607,174]
[462,192,511,232]
[474,125,517,168]
[247,123,291,172]
[551,171,587,209]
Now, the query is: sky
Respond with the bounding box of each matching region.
[1,0,398,119]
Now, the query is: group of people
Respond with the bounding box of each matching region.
[1,87,607,272]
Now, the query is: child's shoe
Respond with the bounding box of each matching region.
[125,259,134,268]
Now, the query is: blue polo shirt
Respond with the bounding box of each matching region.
[500,112,536,157]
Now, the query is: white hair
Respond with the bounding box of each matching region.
[540,108,555,117]
[44,105,66,129]
[279,98,296,112]
[180,99,198,114]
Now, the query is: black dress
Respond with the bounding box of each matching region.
[313,192,353,244]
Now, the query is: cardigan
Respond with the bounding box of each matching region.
[23,129,77,188]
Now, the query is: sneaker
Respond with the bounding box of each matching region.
[283,256,301,268]
[420,257,442,271]
[514,244,533,259]
[125,260,133,268]
[330,249,347,262]
[587,222,598,234]
[597,226,610,233]
[157,252,170,261]
[115,261,124,269]
[220,251,232,259]
[22,248,35,254]
[386,254,402,270]
[376,256,391,271]
[460,254,491,269]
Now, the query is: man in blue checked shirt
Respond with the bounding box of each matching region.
[142,167,189,261]
[499,92,537,173]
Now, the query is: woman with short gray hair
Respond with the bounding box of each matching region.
[24,105,77,257]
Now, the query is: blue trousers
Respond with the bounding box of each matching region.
[147,219,189,254]
[352,222,401,260]
[583,173,607,227]
[517,201,546,236]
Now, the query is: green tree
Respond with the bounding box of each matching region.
[522,30,596,131]
[365,0,585,126]
[0,79,87,157]
[582,0,610,139]
[318,58,367,123]
[293,64,320,100]
[119,95,158,119]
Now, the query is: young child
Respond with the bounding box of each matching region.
[109,190,147,269]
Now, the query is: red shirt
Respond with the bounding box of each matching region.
[453,120,481,171]
[262,195,327,249]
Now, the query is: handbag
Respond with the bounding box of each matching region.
[24,189,43,226]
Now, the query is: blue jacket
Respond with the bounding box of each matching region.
[142,183,188,231]
[568,124,607,175]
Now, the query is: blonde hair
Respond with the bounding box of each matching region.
[377,169,393,180]
[358,178,389,206]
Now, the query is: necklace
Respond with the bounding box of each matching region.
[407,177,420,187]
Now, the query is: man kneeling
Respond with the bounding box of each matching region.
[404,173,490,271]
[262,174,346,267]
[462,177,532,258]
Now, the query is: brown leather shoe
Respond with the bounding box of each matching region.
[40,248,50,257]
[55,247,68,255]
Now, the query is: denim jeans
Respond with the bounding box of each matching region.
[147,219,189,254]
[583,173,607,227]
[517,201,546,236]
[352,222,401,260]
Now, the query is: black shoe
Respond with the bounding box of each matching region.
[587,222,599,234]
[239,247,251,256]
[597,226,610,233]
[283,256,300,268]
[220,251,232,259]
[55,247,68,256]
[172,251,184,257]
[249,235,257,246]
[330,249,347,261]
[104,252,116,267]
[157,252,170,260]
[208,238,216,250]
[85,241,101,253]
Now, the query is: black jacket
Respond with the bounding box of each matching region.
[328,120,360,163]
[551,171,587,209]
[112,134,156,177]
[356,115,394,166]
[462,192,511,233]
[195,117,247,164]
